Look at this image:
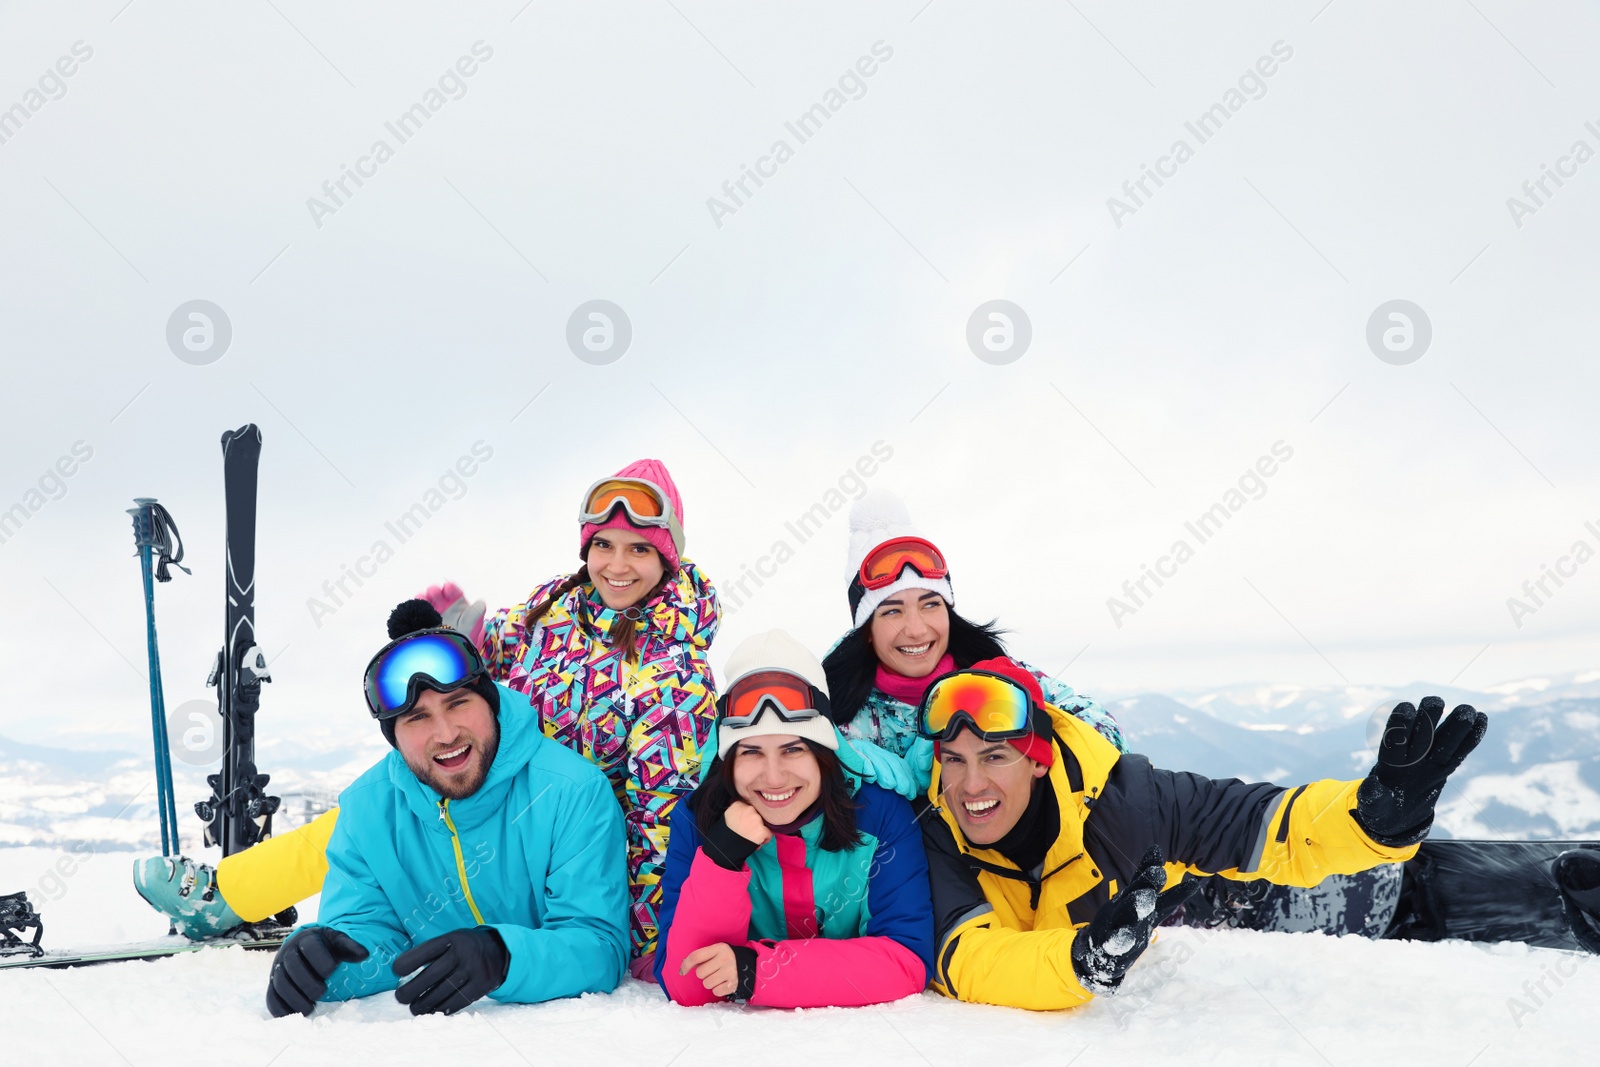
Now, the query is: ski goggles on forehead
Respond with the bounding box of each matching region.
[717,669,830,728]
[918,670,1040,741]
[363,628,487,720]
[579,477,685,553]
[858,536,949,591]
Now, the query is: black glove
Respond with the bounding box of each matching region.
[393,926,510,1016]
[1353,696,1488,847]
[266,927,370,1018]
[700,814,763,872]
[1071,845,1198,996]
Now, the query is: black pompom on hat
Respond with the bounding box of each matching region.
[388,598,443,638]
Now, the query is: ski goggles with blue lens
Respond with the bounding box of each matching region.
[363,628,487,720]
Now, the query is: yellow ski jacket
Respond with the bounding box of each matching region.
[922,703,1419,1011]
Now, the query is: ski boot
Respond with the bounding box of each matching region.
[1554,846,1600,955]
[132,856,244,940]
[0,891,44,958]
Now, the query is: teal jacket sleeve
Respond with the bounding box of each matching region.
[318,802,413,1002]
[489,769,630,1003]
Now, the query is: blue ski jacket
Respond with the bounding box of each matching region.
[314,683,630,1004]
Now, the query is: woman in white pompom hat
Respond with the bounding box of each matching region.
[821,489,1126,800]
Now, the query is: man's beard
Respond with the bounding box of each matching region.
[407,725,500,801]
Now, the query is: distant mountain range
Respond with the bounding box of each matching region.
[1112,669,1600,840]
[3,672,1598,850]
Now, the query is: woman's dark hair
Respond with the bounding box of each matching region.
[821,604,1009,725]
[691,739,863,852]
[526,549,672,664]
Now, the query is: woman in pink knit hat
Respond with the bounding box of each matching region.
[134,460,720,979]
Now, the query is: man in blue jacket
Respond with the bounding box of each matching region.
[265,600,629,1017]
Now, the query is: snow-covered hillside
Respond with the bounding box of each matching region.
[1111,671,1600,839]
[1,845,1592,1067]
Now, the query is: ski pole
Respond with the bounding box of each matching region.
[128,498,189,856]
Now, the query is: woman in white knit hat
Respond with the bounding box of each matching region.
[821,489,1126,799]
[654,630,934,1007]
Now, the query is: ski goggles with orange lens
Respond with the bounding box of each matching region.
[858,536,949,591]
[717,669,831,728]
[579,477,685,553]
[918,670,1043,741]
[363,628,487,720]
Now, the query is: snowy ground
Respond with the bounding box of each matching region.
[2,847,1595,1066]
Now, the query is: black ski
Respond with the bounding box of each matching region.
[195,425,280,856]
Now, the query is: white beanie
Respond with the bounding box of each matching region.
[845,489,955,629]
[716,630,838,758]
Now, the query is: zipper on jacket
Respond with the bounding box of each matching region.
[438,799,487,925]
[963,850,1085,911]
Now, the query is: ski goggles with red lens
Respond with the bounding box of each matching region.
[718,669,832,727]
[857,536,949,591]
[579,477,685,554]
[363,628,487,720]
[918,670,1044,741]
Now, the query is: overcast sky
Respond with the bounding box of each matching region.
[2,1,1597,751]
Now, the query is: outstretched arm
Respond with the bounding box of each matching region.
[1093,755,1419,890]
[1100,698,1487,888]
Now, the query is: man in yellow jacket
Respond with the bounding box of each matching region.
[917,658,1488,1011]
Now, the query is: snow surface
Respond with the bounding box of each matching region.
[2,847,1594,1066]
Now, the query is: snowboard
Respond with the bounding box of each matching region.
[1386,838,1595,951]
[1174,838,1599,951]
[0,926,288,971]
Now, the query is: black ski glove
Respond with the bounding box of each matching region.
[1071,846,1199,996]
[700,815,763,872]
[266,927,369,1018]
[1353,696,1488,848]
[393,926,510,1016]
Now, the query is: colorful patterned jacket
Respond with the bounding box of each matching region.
[479,560,720,960]
[838,658,1128,758]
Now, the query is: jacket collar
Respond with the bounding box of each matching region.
[568,559,710,647]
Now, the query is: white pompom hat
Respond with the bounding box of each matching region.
[845,488,955,629]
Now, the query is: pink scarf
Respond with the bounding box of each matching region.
[874,654,956,707]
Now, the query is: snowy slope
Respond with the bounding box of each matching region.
[1,846,1593,1067]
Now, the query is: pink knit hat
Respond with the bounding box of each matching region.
[579,458,685,571]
